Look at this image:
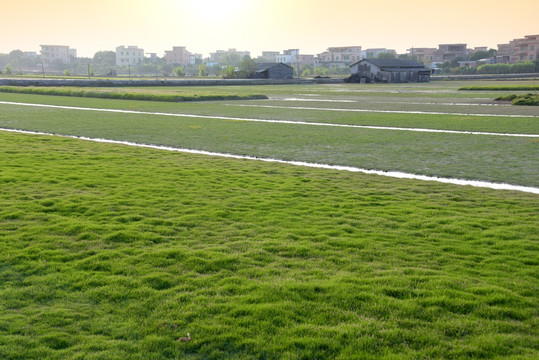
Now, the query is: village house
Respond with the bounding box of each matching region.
[275,49,314,67]
[40,45,76,65]
[259,51,279,63]
[317,46,362,67]
[496,43,512,63]
[251,63,294,79]
[407,44,470,65]
[115,46,144,66]
[497,35,539,63]
[349,59,431,83]
[164,46,191,65]
[407,47,437,64]
[510,35,539,62]
[437,44,467,61]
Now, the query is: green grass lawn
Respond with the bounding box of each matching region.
[0,91,538,187]
[0,81,538,359]
[1,132,537,359]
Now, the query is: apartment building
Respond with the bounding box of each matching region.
[40,45,76,65]
[436,44,467,61]
[406,44,468,64]
[164,46,191,65]
[259,51,279,63]
[297,54,315,66]
[189,54,202,65]
[115,46,144,66]
[407,48,437,63]
[496,34,539,63]
[274,50,315,67]
[510,35,539,62]
[330,46,362,64]
[317,46,362,67]
[276,49,299,64]
[496,43,512,63]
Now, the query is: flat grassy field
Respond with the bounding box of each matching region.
[0,81,538,187]
[0,81,538,359]
[1,132,537,360]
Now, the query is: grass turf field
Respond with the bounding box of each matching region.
[0,80,538,359]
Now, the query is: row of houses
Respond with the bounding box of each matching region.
[34,33,539,69]
[23,43,437,83]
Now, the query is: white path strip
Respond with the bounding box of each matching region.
[2,127,538,195]
[228,103,539,118]
[1,101,537,138]
[279,98,512,107]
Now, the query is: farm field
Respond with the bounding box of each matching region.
[0,81,538,187]
[0,80,538,359]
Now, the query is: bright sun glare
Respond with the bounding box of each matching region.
[183,0,248,22]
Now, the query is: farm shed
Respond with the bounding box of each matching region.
[348,59,431,83]
[252,63,294,79]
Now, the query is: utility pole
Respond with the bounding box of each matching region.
[296,50,300,80]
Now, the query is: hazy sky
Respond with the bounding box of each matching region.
[2,0,538,58]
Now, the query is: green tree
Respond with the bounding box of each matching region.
[301,67,312,77]
[173,66,185,77]
[8,50,25,68]
[219,53,242,67]
[313,67,329,76]
[198,64,208,77]
[92,51,116,67]
[91,51,116,75]
[209,65,221,76]
[237,55,257,78]
[221,65,237,79]
[0,53,9,69]
[159,63,173,76]
[469,51,490,61]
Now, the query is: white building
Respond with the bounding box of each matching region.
[276,49,299,64]
[189,54,202,65]
[116,46,144,66]
[40,45,76,65]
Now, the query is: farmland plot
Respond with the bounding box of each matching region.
[0,81,538,359]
